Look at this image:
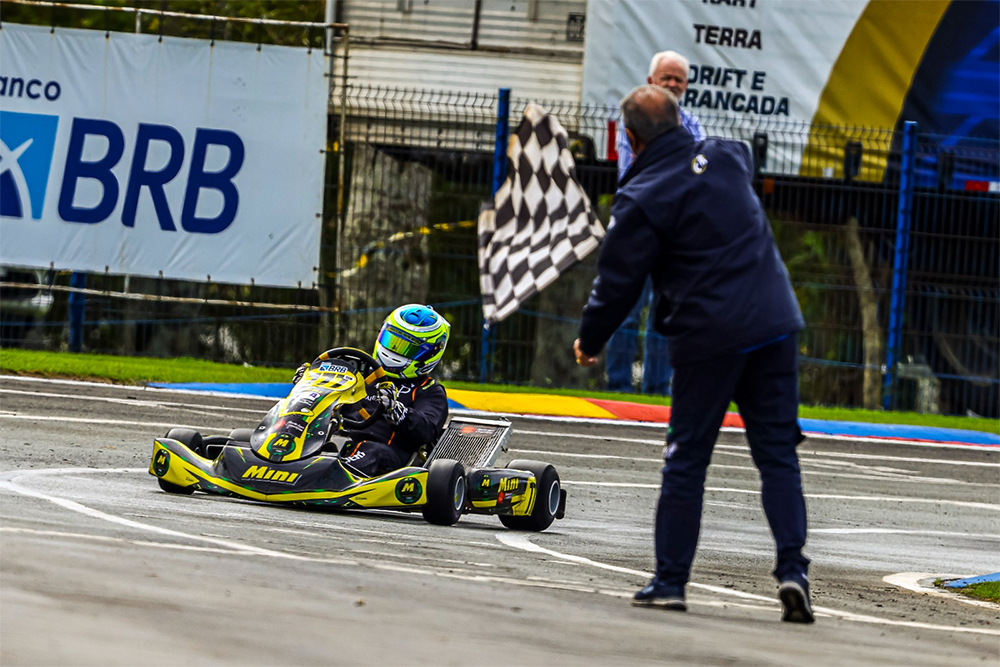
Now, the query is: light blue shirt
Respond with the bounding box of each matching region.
[616,108,705,181]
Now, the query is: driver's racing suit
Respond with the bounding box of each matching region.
[339,376,448,476]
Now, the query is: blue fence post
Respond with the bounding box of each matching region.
[883,121,918,411]
[68,272,86,353]
[479,87,510,384]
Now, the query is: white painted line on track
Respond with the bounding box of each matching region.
[518,429,1000,463]
[813,528,1000,540]
[563,480,660,489]
[7,376,996,451]
[6,465,999,634]
[480,410,1000,449]
[0,468,338,559]
[518,429,665,446]
[0,387,265,415]
[497,534,1000,635]
[513,448,660,462]
[0,413,222,432]
[798,449,1000,468]
[0,375,277,402]
[0,467,653,600]
[512,448,992,487]
[0,526,272,556]
[884,572,1000,610]
[563,480,1000,511]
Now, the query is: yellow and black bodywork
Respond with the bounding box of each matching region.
[151,437,439,509]
[148,348,549,523]
[150,438,541,515]
[464,468,537,515]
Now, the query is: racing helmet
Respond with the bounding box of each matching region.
[374,304,451,379]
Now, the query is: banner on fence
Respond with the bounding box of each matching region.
[0,23,327,288]
[479,104,604,324]
[582,0,998,167]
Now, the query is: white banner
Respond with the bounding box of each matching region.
[0,24,327,287]
[582,0,868,126]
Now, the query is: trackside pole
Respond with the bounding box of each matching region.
[479,87,511,384]
[68,272,86,353]
[883,121,918,411]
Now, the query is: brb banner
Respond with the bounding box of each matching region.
[0,23,327,288]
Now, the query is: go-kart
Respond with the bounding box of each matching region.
[149,348,567,531]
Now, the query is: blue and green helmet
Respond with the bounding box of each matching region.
[374,304,451,379]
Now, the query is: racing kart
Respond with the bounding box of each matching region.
[149,348,567,531]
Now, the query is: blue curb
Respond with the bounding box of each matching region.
[798,418,1000,446]
[150,382,293,398]
[151,381,472,407]
[944,573,1000,588]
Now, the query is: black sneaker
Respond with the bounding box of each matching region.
[632,579,687,611]
[778,579,815,623]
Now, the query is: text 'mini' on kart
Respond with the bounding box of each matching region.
[149,348,567,531]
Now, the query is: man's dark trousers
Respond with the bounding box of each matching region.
[655,334,809,587]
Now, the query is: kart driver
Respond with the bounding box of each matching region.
[293,304,451,477]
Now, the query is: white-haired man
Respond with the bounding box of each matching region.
[616,50,705,179]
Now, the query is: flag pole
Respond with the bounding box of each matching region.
[480,87,511,384]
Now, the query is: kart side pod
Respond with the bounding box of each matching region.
[466,461,566,532]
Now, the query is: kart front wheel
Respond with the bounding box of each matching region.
[422,459,465,526]
[499,460,560,532]
[157,478,195,495]
[166,428,205,457]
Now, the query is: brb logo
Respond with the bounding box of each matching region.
[0,110,245,233]
[0,111,59,219]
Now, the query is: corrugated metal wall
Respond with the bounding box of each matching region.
[345,0,477,45]
[341,0,585,104]
[478,0,585,55]
[344,0,585,56]
[345,47,582,100]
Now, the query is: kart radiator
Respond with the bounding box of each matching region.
[426,417,511,468]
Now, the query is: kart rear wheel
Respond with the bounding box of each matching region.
[499,460,560,532]
[422,459,465,526]
[166,428,205,457]
[157,478,195,495]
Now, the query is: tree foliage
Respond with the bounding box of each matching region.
[1,0,328,48]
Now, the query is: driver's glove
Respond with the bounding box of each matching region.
[377,385,409,426]
[291,363,308,385]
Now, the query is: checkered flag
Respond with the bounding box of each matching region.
[478,103,605,324]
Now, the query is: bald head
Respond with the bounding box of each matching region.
[621,84,680,153]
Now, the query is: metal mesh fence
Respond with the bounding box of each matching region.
[2,73,997,416]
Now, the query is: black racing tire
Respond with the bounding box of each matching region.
[166,428,205,457]
[421,459,466,526]
[157,478,195,495]
[499,460,560,532]
[228,428,254,443]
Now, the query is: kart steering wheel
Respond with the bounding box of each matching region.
[313,347,385,385]
[313,348,387,430]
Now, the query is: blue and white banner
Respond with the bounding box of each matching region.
[0,23,327,288]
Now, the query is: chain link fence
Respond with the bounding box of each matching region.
[1,6,996,416]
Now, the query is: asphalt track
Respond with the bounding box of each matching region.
[1,375,998,666]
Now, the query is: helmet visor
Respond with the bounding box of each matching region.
[378,325,443,362]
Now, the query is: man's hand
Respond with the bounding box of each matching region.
[574,339,599,367]
[376,384,409,425]
[291,363,308,385]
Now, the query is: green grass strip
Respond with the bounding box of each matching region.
[0,348,290,385]
[2,349,997,434]
[958,581,1000,603]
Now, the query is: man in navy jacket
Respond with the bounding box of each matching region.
[574,85,814,623]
